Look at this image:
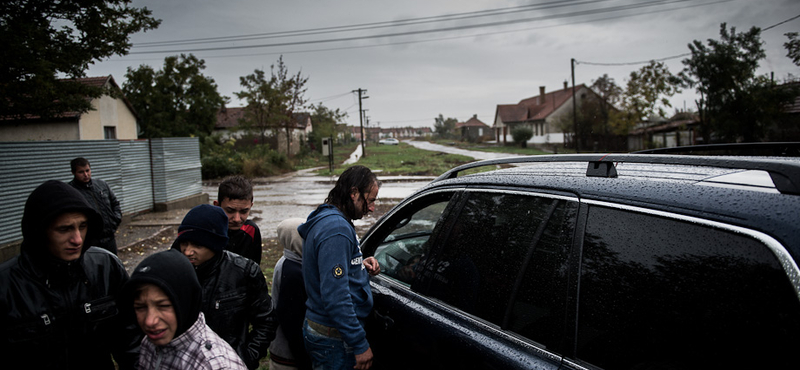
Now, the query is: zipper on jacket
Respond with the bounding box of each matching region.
[41,314,51,325]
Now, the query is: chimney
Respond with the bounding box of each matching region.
[564,80,568,90]
[473,114,477,119]
[539,86,546,104]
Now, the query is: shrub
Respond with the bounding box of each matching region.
[511,127,533,148]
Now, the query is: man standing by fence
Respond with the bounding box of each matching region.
[69,157,122,254]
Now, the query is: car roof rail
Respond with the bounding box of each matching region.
[434,154,800,195]
[633,142,800,156]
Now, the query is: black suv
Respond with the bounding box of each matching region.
[360,153,800,370]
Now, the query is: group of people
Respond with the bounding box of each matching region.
[0,158,382,370]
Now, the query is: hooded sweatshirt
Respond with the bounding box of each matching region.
[269,218,311,369]
[0,180,140,370]
[298,204,372,355]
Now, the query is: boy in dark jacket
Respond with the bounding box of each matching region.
[0,180,140,369]
[173,204,277,369]
[214,175,262,264]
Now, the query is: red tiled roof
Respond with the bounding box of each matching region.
[456,115,489,128]
[2,75,136,121]
[216,108,312,129]
[216,107,247,129]
[496,84,587,124]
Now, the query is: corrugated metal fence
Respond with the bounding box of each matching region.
[0,137,201,245]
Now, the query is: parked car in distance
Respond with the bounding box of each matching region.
[361,151,800,370]
[379,138,399,145]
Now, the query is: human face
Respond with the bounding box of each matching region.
[72,164,92,184]
[213,198,251,231]
[133,284,178,346]
[350,182,379,220]
[46,212,88,261]
[179,240,215,266]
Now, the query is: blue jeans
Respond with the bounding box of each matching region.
[303,320,356,370]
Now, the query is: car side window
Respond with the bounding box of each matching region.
[578,206,800,370]
[415,192,577,329]
[372,192,455,285]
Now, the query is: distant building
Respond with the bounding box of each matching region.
[456,115,493,142]
[214,107,312,155]
[628,112,700,151]
[494,83,610,147]
[0,75,138,141]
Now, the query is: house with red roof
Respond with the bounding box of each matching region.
[456,115,493,142]
[215,107,312,155]
[494,82,606,147]
[0,75,139,141]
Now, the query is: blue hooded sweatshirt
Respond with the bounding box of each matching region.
[298,204,372,355]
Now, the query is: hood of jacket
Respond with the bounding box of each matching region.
[20,180,103,265]
[122,249,202,339]
[297,204,350,240]
[278,217,305,263]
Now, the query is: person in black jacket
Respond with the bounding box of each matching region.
[0,180,141,370]
[68,157,122,254]
[214,175,262,264]
[172,204,277,369]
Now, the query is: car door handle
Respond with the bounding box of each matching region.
[373,310,395,330]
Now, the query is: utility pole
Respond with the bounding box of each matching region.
[353,88,369,157]
[571,58,579,153]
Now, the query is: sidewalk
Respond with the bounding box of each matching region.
[116,208,189,250]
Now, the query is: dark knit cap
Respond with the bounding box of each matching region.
[121,249,202,339]
[172,204,229,254]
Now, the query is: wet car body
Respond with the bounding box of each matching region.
[360,153,800,370]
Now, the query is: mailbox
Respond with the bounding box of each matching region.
[322,137,331,156]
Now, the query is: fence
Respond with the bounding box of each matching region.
[0,137,203,247]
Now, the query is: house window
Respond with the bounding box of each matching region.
[104,126,117,140]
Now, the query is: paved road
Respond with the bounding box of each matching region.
[404,140,524,161]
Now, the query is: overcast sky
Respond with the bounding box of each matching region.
[87,0,800,129]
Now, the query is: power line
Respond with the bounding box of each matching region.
[134,0,611,48]
[762,14,800,31]
[575,12,800,67]
[128,0,698,55]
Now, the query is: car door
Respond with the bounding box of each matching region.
[362,187,579,370]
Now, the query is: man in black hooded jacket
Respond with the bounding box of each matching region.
[0,180,141,370]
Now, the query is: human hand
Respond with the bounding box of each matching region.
[354,347,374,369]
[363,257,381,276]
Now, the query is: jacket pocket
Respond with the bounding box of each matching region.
[6,311,58,344]
[81,295,118,323]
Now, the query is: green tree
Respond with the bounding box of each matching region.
[235,56,308,157]
[309,103,347,149]
[679,23,791,142]
[0,0,160,119]
[785,32,800,67]
[123,54,227,138]
[434,114,458,139]
[622,61,681,129]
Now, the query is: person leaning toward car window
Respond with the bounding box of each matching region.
[298,165,382,370]
[121,249,247,370]
[0,180,140,369]
[68,157,123,254]
[172,204,277,370]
